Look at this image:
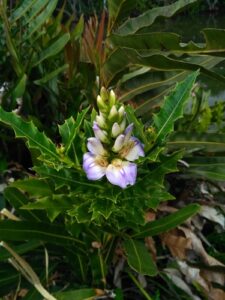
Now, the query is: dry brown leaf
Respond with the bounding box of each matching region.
[199,205,225,229]
[178,226,225,290]
[144,211,156,222]
[164,268,201,300]
[145,237,157,260]
[161,229,192,259]
[208,288,225,300]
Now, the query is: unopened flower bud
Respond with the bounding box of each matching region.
[96,113,107,129]
[93,122,109,143]
[112,122,121,137]
[108,105,118,121]
[100,87,108,101]
[118,105,125,119]
[119,117,126,132]
[109,90,116,107]
[97,95,106,110]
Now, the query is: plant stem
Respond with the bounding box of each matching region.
[128,271,153,300]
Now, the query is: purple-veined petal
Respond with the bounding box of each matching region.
[106,161,127,189]
[122,162,137,185]
[112,134,125,152]
[106,159,137,189]
[87,137,107,156]
[124,123,134,143]
[83,152,107,180]
[123,138,145,161]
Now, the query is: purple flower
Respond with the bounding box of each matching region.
[112,124,145,161]
[83,153,137,189]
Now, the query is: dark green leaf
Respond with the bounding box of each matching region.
[32,33,70,66]
[123,238,157,276]
[4,187,42,221]
[116,0,197,35]
[132,204,200,238]
[0,107,59,163]
[34,64,68,85]
[168,132,225,152]
[54,289,96,300]
[0,220,85,251]
[11,178,52,197]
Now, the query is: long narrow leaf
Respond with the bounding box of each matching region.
[132,204,200,238]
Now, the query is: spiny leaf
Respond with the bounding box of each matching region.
[123,238,158,276]
[10,178,52,197]
[0,107,59,163]
[132,204,200,238]
[58,107,89,164]
[153,70,199,144]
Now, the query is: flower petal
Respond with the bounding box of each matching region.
[106,163,127,189]
[124,138,145,161]
[122,162,137,185]
[124,123,134,143]
[87,137,107,156]
[83,152,106,180]
[106,159,137,188]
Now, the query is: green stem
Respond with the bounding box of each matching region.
[128,271,153,300]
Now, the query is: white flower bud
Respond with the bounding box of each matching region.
[118,105,125,119]
[112,122,121,137]
[109,90,116,107]
[97,95,106,110]
[96,113,107,129]
[108,105,118,121]
[93,122,109,143]
[100,87,108,101]
[119,117,126,132]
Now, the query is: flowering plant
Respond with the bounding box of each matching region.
[0,71,200,297]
